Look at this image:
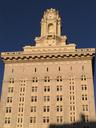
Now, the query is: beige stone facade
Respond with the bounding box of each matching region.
[0,8,96,128]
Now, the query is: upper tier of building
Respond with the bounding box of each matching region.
[0,8,96,63]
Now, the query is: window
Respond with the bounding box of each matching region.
[46,67,48,72]
[9,78,14,83]
[19,97,24,102]
[6,107,11,113]
[57,76,62,82]
[30,117,36,123]
[17,118,20,123]
[44,86,50,92]
[43,116,49,123]
[8,87,14,93]
[82,105,88,111]
[32,86,37,92]
[35,68,37,72]
[32,77,38,82]
[20,87,25,92]
[57,116,63,123]
[82,94,87,101]
[82,85,87,90]
[20,80,26,83]
[70,86,74,90]
[69,76,75,85]
[81,75,86,81]
[58,67,61,71]
[18,107,23,112]
[70,106,75,111]
[17,117,23,123]
[57,95,62,101]
[5,117,11,124]
[83,115,89,122]
[82,65,84,70]
[18,118,22,123]
[70,66,72,70]
[44,96,50,102]
[44,76,50,82]
[31,96,37,102]
[70,96,75,101]
[31,106,36,112]
[48,23,54,33]
[43,106,50,112]
[7,97,12,103]
[70,116,75,122]
[57,106,62,112]
[57,85,62,91]
[12,69,14,73]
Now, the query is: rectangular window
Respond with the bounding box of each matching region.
[46,67,48,72]
[20,87,25,92]
[8,87,13,93]
[43,106,50,112]
[7,97,12,103]
[82,105,88,111]
[44,86,50,92]
[81,75,86,81]
[70,86,75,90]
[44,76,50,82]
[17,117,23,123]
[57,85,62,91]
[31,96,37,102]
[6,107,11,113]
[31,106,36,112]
[57,76,62,82]
[32,86,37,92]
[5,117,11,124]
[57,95,62,101]
[70,96,75,101]
[83,115,89,122]
[57,106,63,112]
[18,107,23,112]
[32,77,38,82]
[9,78,14,83]
[70,116,75,122]
[70,106,75,111]
[43,116,49,123]
[82,85,87,90]
[44,96,50,102]
[35,68,37,72]
[30,117,36,123]
[82,94,87,101]
[57,116,63,123]
[19,97,24,102]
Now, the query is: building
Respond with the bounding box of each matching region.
[0,8,96,128]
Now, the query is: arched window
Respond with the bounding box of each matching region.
[48,23,54,33]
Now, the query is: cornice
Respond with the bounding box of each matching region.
[0,48,95,63]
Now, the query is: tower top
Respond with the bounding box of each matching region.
[35,8,71,47]
[41,8,61,36]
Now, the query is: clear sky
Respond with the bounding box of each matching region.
[0,0,96,101]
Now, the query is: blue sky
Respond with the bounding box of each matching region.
[0,0,96,101]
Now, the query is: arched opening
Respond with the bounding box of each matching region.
[48,23,54,33]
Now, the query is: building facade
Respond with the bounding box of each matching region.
[0,8,96,128]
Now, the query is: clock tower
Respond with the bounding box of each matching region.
[41,8,61,36]
[35,8,68,47]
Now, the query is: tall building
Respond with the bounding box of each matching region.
[0,8,96,128]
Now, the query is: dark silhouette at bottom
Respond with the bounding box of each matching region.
[49,114,96,128]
